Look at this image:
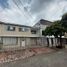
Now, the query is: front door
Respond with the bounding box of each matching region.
[21,40,25,47]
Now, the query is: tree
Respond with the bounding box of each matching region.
[61,13,67,32]
[42,27,52,47]
[42,21,65,47]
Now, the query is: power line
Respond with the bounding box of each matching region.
[12,0,31,22]
[19,0,33,18]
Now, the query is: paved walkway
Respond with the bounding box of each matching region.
[0,49,67,67]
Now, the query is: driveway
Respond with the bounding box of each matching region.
[0,49,67,67]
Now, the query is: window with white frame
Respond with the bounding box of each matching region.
[19,27,29,32]
[31,30,37,34]
[7,26,15,31]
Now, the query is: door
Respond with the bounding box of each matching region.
[21,40,25,47]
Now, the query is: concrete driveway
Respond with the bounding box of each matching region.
[0,49,67,67]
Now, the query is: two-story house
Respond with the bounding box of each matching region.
[0,22,39,48]
[0,21,46,49]
[0,19,52,49]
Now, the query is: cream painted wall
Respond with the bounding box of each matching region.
[0,24,39,37]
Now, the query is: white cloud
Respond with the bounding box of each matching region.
[34,0,67,22]
[0,0,67,26]
[0,0,35,26]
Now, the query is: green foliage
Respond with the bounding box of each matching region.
[42,27,51,36]
[61,13,67,21]
[61,13,67,32]
[42,13,67,47]
[42,21,65,37]
[42,13,67,37]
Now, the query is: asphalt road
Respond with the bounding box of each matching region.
[0,49,67,67]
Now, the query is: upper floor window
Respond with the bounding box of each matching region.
[19,27,29,32]
[31,30,37,34]
[7,26,15,31]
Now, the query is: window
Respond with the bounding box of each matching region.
[19,27,29,32]
[7,26,15,31]
[31,30,37,34]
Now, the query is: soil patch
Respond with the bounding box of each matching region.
[0,47,54,63]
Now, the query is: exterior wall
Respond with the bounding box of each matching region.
[0,37,47,49]
[0,37,55,48]
[17,38,21,47]
[40,25,48,36]
[29,37,47,47]
[0,22,51,49]
[25,38,31,47]
[41,37,47,46]
[0,24,39,37]
[34,23,48,37]
[46,38,67,47]
[2,37,19,49]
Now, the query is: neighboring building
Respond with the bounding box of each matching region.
[34,19,53,47]
[0,19,52,49]
[34,19,52,36]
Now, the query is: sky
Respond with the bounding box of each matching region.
[0,0,67,26]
